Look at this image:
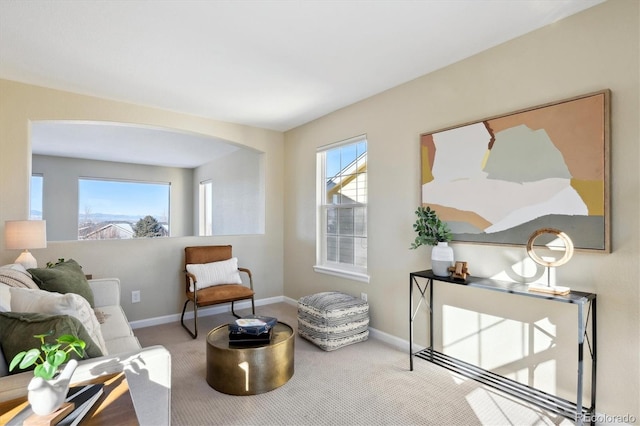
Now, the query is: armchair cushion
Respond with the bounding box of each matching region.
[28,259,94,307]
[186,257,242,292]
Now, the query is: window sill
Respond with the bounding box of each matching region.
[313,265,370,283]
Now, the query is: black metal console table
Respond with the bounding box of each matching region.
[409,269,596,425]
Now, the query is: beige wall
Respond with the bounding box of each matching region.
[284,0,638,417]
[0,0,637,418]
[0,79,285,322]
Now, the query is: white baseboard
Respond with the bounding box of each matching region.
[131,296,413,353]
[129,296,285,329]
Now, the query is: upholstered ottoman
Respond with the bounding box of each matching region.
[297,292,369,351]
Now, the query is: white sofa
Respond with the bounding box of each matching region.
[0,276,171,425]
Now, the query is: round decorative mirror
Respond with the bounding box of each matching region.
[526,228,574,267]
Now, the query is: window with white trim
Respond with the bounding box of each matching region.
[30,174,43,220]
[314,135,368,282]
[199,180,213,236]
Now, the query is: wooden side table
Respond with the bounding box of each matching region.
[0,372,137,425]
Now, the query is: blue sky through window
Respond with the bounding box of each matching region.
[326,142,366,177]
[30,175,43,219]
[78,179,169,219]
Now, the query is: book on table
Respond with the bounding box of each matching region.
[228,315,277,336]
[228,315,277,346]
[58,384,104,426]
[229,328,273,346]
[7,384,103,426]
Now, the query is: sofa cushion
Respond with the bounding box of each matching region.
[9,287,108,356]
[97,305,136,342]
[94,304,140,354]
[186,257,242,292]
[0,312,103,374]
[28,259,94,307]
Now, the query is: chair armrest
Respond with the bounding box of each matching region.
[238,267,254,290]
[88,278,121,307]
[185,271,196,293]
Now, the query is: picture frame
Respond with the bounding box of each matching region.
[420,89,610,252]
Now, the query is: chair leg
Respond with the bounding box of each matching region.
[230,298,256,318]
[181,299,198,339]
[231,301,241,319]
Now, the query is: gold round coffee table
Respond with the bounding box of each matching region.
[206,322,295,395]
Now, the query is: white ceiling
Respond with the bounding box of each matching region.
[1,0,604,167]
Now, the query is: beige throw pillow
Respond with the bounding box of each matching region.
[186,257,242,292]
[10,287,108,356]
[0,264,39,289]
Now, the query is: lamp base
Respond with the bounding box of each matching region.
[14,250,38,269]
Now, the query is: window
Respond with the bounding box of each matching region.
[78,178,170,240]
[199,180,213,236]
[30,174,43,220]
[315,135,368,282]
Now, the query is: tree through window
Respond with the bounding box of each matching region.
[78,178,170,240]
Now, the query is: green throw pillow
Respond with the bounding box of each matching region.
[0,312,103,375]
[29,259,94,307]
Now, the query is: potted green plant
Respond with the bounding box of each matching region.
[9,331,86,416]
[410,206,454,277]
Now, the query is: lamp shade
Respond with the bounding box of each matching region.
[4,220,47,250]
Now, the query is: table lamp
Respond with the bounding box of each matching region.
[4,220,47,269]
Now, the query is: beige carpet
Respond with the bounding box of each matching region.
[135,302,573,426]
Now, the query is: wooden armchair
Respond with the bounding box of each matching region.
[181,245,255,338]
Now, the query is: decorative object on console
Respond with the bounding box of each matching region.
[4,221,47,270]
[448,261,470,281]
[410,206,453,277]
[526,228,574,296]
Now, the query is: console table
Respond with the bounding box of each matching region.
[409,269,596,425]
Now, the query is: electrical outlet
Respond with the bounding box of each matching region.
[131,290,141,304]
[360,292,367,302]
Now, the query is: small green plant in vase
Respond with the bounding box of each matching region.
[9,331,86,379]
[410,206,454,277]
[10,331,86,416]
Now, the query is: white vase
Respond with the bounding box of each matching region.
[431,242,454,277]
[28,359,78,416]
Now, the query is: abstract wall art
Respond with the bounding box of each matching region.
[420,90,610,252]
